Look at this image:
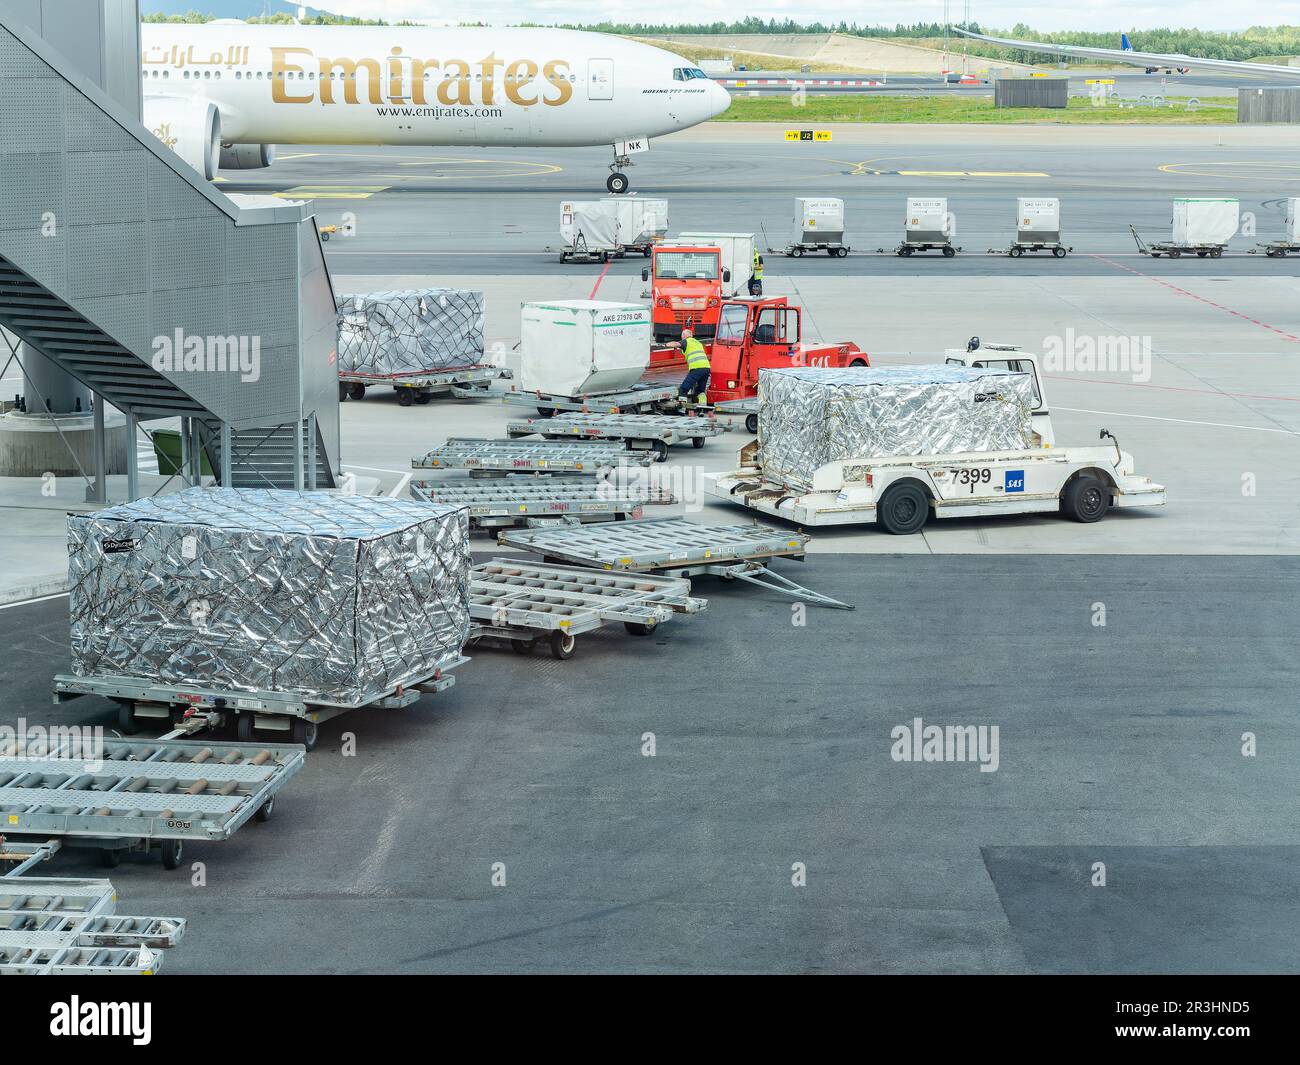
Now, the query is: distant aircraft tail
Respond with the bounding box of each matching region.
[1121,33,1133,51]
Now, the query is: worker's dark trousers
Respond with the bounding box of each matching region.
[748,278,763,296]
[678,368,710,399]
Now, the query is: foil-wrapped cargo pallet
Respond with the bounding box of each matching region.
[758,365,1037,491]
[468,558,707,659]
[414,438,654,474]
[411,478,676,528]
[0,877,186,975]
[58,488,471,749]
[505,412,730,459]
[337,288,503,403]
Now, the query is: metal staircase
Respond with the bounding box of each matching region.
[0,14,339,494]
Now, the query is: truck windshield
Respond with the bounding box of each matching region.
[716,304,749,343]
[655,251,719,280]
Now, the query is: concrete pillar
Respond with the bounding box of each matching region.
[125,410,137,501]
[20,343,89,415]
[293,420,305,491]
[86,392,106,503]
[219,422,232,488]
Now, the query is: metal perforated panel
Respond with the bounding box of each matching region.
[226,223,297,283]
[64,150,147,226]
[227,278,299,347]
[148,216,228,290]
[0,226,67,294]
[0,86,63,152]
[0,152,65,230]
[71,291,150,355]
[67,221,148,298]
[0,23,61,79]
[146,155,214,220]
[63,82,136,152]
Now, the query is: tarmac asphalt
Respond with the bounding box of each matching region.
[4,554,1296,974]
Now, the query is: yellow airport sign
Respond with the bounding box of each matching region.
[1085,78,1116,85]
[785,130,833,142]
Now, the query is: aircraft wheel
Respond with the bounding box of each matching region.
[607,172,629,194]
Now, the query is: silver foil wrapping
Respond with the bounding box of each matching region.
[68,488,471,707]
[336,288,486,375]
[758,366,1036,488]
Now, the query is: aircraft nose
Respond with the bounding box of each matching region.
[708,79,732,118]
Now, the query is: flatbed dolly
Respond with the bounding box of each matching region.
[498,518,852,610]
[990,241,1070,258]
[713,397,759,434]
[1252,241,1300,258]
[505,412,730,460]
[776,242,850,258]
[0,874,186,974]
[890,240,960,258]
[339,365,508,405]
[53,656,466,752]
[0,734,304,873]
[411,478,675,528]
[503,381,681,417]
[467,558,706,660]
[413,438,652,475]
[1129,225,1225,258]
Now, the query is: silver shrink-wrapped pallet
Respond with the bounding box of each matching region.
[336,288,486,375]
[68,488,471,707]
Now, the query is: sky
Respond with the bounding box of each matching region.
[318,1,1289,33]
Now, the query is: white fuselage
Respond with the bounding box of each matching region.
[140,24,730,148]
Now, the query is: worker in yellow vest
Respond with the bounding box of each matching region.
[749,249,764,296]
[674,328,711,402]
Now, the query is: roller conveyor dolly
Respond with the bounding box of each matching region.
[1252,241,1300,258]
[411,478,676,528]
[498,518,853,610]
[505,412,731,460]
[503,381,681,416]
[467,558,707,660]
[0,876,187,974]
[0,735,305,871]
[713,397,759,434]
[413,437,653,475]
[1129,224,1225,259]
[338,365,509,405]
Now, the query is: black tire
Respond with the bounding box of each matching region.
[100,848,122,868]
[414,392,432,405]
[397,388,414,407]
[338,382,349,402]
[511,638,536,655]
[348,383,365,401]
[1197,251,1207,258]
[744,413,759,434]
[254,795,275,823]
[624,620,657,636]
[536,407,556,418]
[943,246,956,258]
[1061,475,1110,524]
[1211,248,1223,258]
[792,247,803,257]
[117,701,139,735]
[160,838,183,871]
[549,630,576,660]
[837,247,849,257]
[1009,246,1023,258]
[1168,249,1181,258]
[691,435,705,449]
[290,718,319,752]
[849,359,868,368]
[651,440,669,462]
[235,712,254,743]
[607,172,629,194]
[900,247,912,257]
[877,482,930,535]
[1053,247,1067,258]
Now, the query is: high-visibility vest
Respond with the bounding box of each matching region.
[683,337,710,370]
[753,252,764,281]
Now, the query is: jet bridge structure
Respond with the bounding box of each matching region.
[0,8,339,495]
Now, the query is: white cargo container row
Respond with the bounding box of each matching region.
[1171,198,1239,246]
[906,197,952,242]
[559,198,669,253]
[1017,198,1060,242]
[794,198,845,244]
[519,300,652,398]
[1288,198,1300,243]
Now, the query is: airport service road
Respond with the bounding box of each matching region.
[332,272,1300,555]
[216,125,1300,277]
[6,556,1297,974]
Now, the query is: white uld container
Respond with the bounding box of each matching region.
[559,200,621,252]
[519,301,651,397]
[677,232,756,296]
[627,198,669,244]
[906,197,951,243]
[1017,198,1060,243]
[794,197,845,244]
[1171,198,1238,246]
[1287,198,1300,243]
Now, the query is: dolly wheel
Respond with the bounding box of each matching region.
[1009,246,1023,258]
[549,630,576,660]
[745,413,759,434]
[414,392,433,405]
[511,638,536,655]
[651,440,670,462]
[691,436,705,449]
[235,712,255,742]
[397,388,415,407]
[536,407,556,418]
[255,795,275,823]
[624,621,657,637]
[291,718,319,752]
[116,701,140,735]
[348,383,366,401]
[101,848,122,868]
[1053,247,1067,258]
[792,247,803,257]
[943,246,956,258]
[160,839,183,871]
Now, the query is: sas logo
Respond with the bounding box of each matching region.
[1004,470,1025,493]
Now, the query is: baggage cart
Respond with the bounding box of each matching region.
[338,365,508,405]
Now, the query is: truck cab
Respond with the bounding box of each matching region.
[944,340,1055,447]
[642,244,730,344]
[708,297,868,404]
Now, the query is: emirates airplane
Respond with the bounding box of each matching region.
[139,22,731,192]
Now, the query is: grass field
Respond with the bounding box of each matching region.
[713,93,1239,124]
[630,36,852,74]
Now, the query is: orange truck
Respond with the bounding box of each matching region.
[707,297,868,407]
[641,243,732,344]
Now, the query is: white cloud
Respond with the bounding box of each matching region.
[322,1,1290,33]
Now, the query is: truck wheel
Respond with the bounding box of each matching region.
[877,482,930,535]
[745,413,759,434]
[837,247,850,257]
[1009,246,1023,258]
[1061,475,1110,523]
[338,382,349,402]
[549,630,576,660]
[160,839,183,871]
[849,359,868,368]
[290,718,319,752]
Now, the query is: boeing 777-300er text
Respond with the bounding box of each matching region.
[140,22,732,191]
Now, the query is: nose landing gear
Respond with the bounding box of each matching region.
[607,148,633,194]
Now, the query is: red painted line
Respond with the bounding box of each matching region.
[587,256,612,300]
[1089,254,1300,343]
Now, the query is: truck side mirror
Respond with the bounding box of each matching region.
[722,268,731,283]
[641,268,649,282]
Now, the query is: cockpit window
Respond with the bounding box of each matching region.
[673,68,685,81]
[673,67,711,81]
